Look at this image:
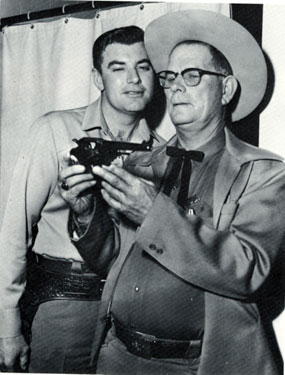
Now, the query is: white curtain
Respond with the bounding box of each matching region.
[0,2,229,221]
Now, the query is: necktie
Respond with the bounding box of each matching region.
[163,146,204,209]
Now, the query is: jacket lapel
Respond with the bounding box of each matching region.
[213,149,241,228]
[150,148,170,188]
[213,128,260,229]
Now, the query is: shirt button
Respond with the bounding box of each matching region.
[134,286,140,292]
[156,248,163,255]
[149,244,156,250]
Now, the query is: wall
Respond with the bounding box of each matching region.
[260,5,285,158]
[261,3,285,359]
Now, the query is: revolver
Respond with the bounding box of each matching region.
[70,136,153,172]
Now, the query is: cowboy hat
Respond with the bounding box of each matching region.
[144,10,267,121]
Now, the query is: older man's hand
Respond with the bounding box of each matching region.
[93,164,158,225]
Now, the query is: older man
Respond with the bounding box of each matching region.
[61,10,285,375]
[0,25,163,373]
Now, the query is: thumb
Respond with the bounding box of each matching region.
[63,151,71,164]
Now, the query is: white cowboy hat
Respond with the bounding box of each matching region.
[144,10,267,121]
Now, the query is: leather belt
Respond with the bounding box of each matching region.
[20,253,106,343]
[113,318,202,360]
[25,253,106,303]
[34,252,96,275]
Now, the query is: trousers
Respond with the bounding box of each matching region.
[97,330,200,375]
[28,299,100,373]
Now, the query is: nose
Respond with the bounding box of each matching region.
[127,68,140,84]
[169,75,186,93]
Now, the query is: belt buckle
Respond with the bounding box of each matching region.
[71,260,84,274]
[99,279,105,293]
[129,336,151,359]
[129,332,156,360]
[185,339,202,359]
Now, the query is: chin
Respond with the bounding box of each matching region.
[124,102,149,113]
[170,108,195,124]
[170,114,195,126]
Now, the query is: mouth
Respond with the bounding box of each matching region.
[172,102,190,107]
[125,90,145,97]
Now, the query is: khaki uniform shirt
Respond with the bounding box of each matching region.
[0,98,163,338]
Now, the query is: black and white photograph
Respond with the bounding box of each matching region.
[0,1,284,374]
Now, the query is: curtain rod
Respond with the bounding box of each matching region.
[0,1,139,31]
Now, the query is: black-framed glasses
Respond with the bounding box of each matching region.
[158,68,227,89]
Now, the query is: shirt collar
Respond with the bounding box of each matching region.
[176,129,225,164]
[194,129,225,164]
[81,97,108,133]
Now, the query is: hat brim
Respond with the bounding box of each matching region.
[144,10,267,122]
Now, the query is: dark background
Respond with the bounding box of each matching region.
[230,4,263,146]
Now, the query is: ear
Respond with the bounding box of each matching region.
[221,75,238,106]
[92,68,104,92]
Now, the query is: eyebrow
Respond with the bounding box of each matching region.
[107,59,151,69]
[107,61,124,69]
[137,59,151,65]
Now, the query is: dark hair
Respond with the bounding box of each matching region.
[93,26,144,72]
[172,40,233,76]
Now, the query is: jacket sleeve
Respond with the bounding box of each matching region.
[0,116,58,337]
[135,159,285,300]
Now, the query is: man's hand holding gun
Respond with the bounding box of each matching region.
[58,136,154,226]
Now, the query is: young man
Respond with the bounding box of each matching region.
[0,25,163,373]
[63,10,285,375]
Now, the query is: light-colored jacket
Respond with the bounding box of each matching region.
[87,128,285,375]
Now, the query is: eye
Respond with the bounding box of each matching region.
[165,75,175,82]
[138,65,151,71]
[112,67,125,72]
[168,75,175,81]
[184,72,199,79]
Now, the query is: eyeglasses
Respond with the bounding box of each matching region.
[158,68,227,89]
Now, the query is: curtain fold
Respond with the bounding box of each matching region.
[0,2,229,223]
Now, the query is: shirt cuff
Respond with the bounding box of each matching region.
[0,308,22,338]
